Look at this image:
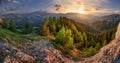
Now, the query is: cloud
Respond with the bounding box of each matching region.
[12,0,19,3]
[55,4,62,10]
[51,0,112,14]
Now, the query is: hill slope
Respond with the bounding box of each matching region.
[92,14,120,31]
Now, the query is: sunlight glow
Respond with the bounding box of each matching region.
[77,4,86,14]
[78,8,86,14]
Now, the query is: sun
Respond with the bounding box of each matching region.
[78,9,86,14]
[79,10,85,14]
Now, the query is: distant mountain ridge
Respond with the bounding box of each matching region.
[92,14,120,31]
[0,11,97,28]
[1,12,120,32]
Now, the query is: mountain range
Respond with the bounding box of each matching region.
[0,11,97,28]
[92,14,120,31]
[0,11,120,32]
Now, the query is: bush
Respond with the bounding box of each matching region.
[86,46,96,57]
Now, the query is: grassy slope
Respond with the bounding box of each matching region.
[0,27,46,48]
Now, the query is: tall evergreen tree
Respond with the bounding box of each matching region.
[82,32,88,42]
[55,26,74,49]
[23,22,32,34]
[95,43,100,50]
[40,18,50,36]
[1,19,8,29]
[53,17,57,22]
[102,40,107,46]
[8,20,16,32]
[87,46,96,57]
[90,39,96,46]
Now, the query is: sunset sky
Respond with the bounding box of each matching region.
[0,0,120,15]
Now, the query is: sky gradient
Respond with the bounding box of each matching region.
[0,0,120,15]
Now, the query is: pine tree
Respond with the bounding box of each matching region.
[64,29,74,49]
[0,19,3,25]
[53,17,57,22]
[40,18,50,36]
[55,26,74,49]
[55,26,66,45]
[1,19,8,29]
[87,46,96,57]
[8,20,16,32]
[95,43,100,50]
[49,16,53,22]
[52,22,56,35]
[56,16,63,32]
[111,33,115,40]
[102,40,107,46]
[82,32,88,42]
[90,39,96,46]
[23,22,32,34]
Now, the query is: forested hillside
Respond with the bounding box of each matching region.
[39,17,116,59]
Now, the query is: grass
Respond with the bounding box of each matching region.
[0,27,46,46]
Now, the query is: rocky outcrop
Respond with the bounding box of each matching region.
[0,41,35,63]
[115,23,120,39]
[23,39,75,63]
[0,39,75,63]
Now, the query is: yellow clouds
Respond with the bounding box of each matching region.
[52,0,113,14]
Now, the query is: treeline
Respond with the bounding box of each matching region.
[0,18,32,34]
[39,17,116,58]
